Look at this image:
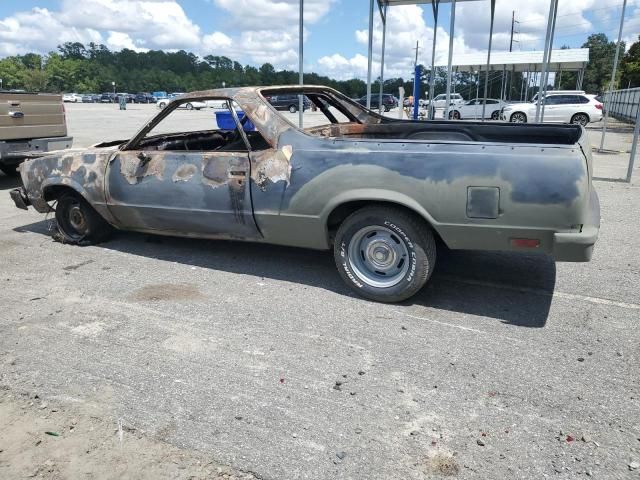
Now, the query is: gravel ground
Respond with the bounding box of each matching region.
[0,103,639,479]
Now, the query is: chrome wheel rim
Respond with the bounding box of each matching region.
[348,226,410,288]
[68,204,88,233]
[511,113,526,123]
[572,114,588,126]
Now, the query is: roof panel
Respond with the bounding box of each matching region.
[434,48,589,72]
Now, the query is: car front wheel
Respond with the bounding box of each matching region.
[510,112,527,123]
[334,206,436,303]
[288,105,298,113]
[55,192,113,245]
[571,113,589,126]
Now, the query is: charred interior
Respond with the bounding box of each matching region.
[137,130,270,152]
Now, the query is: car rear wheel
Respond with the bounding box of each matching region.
[158,102,166,109]
[185,103,194,110]
[491,110,500,120]
[449,110,461,120]
[55,192,113,245]
[288,104,298,113]
[334,206,436,303]
[510,112,527,123]
[571,113,589,126]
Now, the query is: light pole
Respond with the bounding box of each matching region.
[112,81,115,94]
[222,81,226,88]
[0,78,3,90]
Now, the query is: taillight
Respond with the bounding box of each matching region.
[510,238,540,248]
[595,103,603,110]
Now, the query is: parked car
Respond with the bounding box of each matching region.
[11,85,600,303]
[134,92,154,104]
[427,93,465,109]
[62,93,82,103]
[114,92,134,104]
[156,98,205,110]
[204,99,227,109]
[447,98,506,120]
[355,94,398,112]
[81,93,97,103]
[152,91,168,101]
[100,93,115,103]
[530,90,585,103]
[502,93,603,125]
[264,94,311,113]
[0,91,72,176]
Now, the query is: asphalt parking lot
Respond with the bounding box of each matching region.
[1,103,639,479]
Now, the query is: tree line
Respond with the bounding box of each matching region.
[0,33,638,99]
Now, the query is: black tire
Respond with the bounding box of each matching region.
[55,192,113,245]
[288,104,297,113]
[334,206,436,303]
[0,165,19,176]
[491,110,500,120]
[510,112,527,123]
[186,103,194,110]
[449,110,461,120]
[571,113,589,126]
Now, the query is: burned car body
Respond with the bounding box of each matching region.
[11,85,600,302]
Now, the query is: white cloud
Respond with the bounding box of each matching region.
[319,5,478,80]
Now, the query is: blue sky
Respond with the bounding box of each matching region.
[0,0,637,80]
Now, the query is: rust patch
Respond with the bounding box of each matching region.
[127,283,205,302]
[120,154,165,185]
[172,163,197,183]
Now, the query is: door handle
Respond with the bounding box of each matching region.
[9,111,24,119]
[229,170,246,177]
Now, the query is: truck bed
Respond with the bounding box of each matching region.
[304,121,583,146]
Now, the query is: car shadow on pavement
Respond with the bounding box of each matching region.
[13,222,555,328]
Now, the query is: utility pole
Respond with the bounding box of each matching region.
[414,41,420,66]
[505,11,519,101]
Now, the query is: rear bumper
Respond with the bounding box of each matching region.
[552,189,600,262]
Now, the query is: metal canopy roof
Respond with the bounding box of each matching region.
[434,48,589,72]
[378,0,478,5]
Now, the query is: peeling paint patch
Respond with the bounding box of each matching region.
[120,155,165,185]
[251,148,291,191]
[172,163,197,183]
[201,158,229,188]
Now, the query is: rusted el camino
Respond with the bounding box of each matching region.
[11,85,600,302]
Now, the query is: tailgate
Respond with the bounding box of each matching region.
[0,93,67,141]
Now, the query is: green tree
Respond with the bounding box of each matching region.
[620,35,640,88]
[577,33,624,93]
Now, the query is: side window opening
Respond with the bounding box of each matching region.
[134,98,269,152]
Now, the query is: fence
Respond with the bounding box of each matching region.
[602,87,640,124]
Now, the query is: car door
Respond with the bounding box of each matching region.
[105,98,261,239]
[542,95,572,122]
[460,99,477,118]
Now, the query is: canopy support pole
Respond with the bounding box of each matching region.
[627,102,640,183]
[599,0,627,152]
[366,0,374,109]
[481,0,495,121]
[536,0,558,122]
[378,3,387,114]
[539,0,558,122]
[428,1,440,120]
[444,0,457,120]
[298,0,304,127]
